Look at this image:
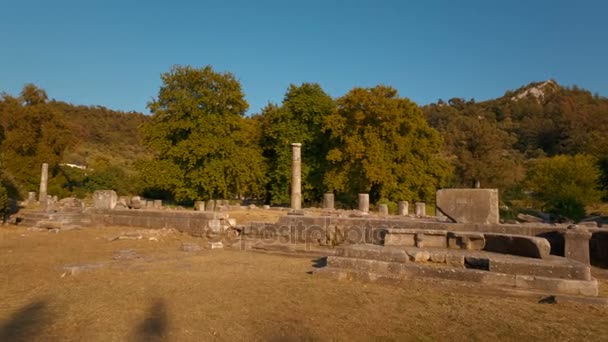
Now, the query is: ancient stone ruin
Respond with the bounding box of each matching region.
[14,149,608,300]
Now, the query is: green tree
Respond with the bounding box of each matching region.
[0,156,8,221]
[0,85,73,195]
[444,115,522,189]
[323,85,451,205]
[257,83,335,205]
[525,154,603,220]
[140,65,266,202]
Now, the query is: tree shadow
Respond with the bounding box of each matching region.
[134,298,168,342]
[0,298,48,342]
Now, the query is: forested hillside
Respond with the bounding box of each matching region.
[0,84,150,200]
[423,80,608,219]
[1,70,607,221]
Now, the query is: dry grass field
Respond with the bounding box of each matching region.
[2,224,608,341]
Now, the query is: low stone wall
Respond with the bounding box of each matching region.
[243,214,608,265]
[87,209,232,236]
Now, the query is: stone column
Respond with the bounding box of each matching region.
[323,193,334,210]
[27,192,37,204]
[358,193,369,213]
[415,202,426,217]
[378,204,388,216]
[207,200,215,212]
[398,201,409,216]
[194,201,205,211]
[291,143,302,210]
[562,226,592,264]
[39,163,48,202]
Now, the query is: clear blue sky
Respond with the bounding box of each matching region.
[1,0,607,115]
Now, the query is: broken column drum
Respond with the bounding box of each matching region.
[323,193,334,210]
[358,194,369,213]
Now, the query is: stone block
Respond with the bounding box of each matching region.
[429,251,447,263]
[514,275,598,297]
[436,189,499,224]
[408,250,430,262]
[194,201,205,211]
[398,201,409,216]
[339,245,409,263]
[378,204,388,216]
[93,190,117,209]
[488,258,591,281]
[562,227,592,264]
[323,193,335,210]
[447,231,485,250]
[445,254,465,267]
[384,232,416,247]
[358,194,369,213]
[415,202,426,216]
[415,231,447,248]
[484,233,551,259]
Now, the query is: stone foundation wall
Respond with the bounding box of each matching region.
[87,209,230,236]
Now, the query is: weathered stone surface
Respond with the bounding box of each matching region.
[484,233,551,259]
[358,194,369,213]
[514,275,598,297]
[445,253,465,267]
[415,202,426,217]
[337,245,409,263]
[408,250,430,262]
[436,189,499,224]
[517,213,544,223]
[429,251,447,263]
[415,231,447,248]
[323,193,335,210]
[291,143,302,210]
[207,200,215,212]
[378,204,389,216]
[93,190,117,209]
[194,201,205,211]
[398,201,409,216]
[39,163,48,203]
[181,242,201,252]
[316,254,599,296]
[489,258,591,280]
[384,233,416,247]
[562,226,592,264]
[447,231,485,250]
[28,192,36,203]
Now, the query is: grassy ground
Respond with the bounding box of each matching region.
[2,225,608,341]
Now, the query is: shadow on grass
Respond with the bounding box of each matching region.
[135,298,168,342]
[0,298,48,342]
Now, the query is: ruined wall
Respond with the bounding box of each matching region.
[87,209,229,236]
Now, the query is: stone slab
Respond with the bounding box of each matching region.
[484,233,551,259]
[93,190,117,210]
[436,189,499,224]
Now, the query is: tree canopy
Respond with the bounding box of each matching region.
[257,83,335,205]
[140,65,266,202]
[323,85,451,205]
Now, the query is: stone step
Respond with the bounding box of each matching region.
[318,256,598,297]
